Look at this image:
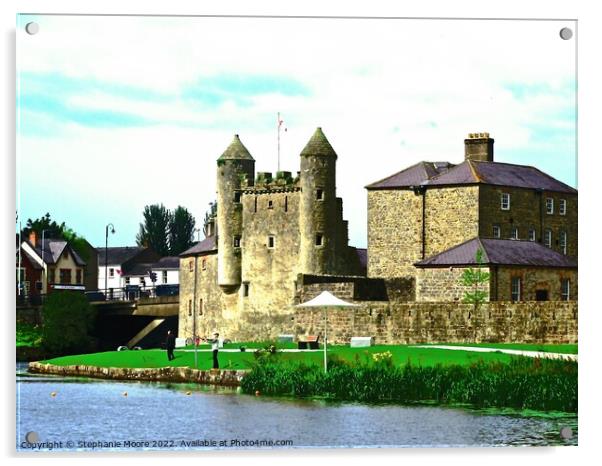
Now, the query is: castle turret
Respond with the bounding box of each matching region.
[216,134,255,288]
[299,127,338,274]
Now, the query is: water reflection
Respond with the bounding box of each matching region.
[16,363,577,450]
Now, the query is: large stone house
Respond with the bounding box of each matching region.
[179,128,364,340]
[366,132,577,302]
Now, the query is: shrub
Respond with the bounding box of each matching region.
[42,291,96,355]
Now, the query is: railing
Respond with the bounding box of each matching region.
[86,284,180,302]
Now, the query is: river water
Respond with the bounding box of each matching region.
[16,363,577,451]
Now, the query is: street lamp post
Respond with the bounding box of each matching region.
[41,229,49,295]
[105,223,115,298]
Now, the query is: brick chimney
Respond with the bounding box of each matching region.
[28,230,38,247]
[464,132,494,162]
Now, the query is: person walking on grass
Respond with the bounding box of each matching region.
[205,332,220,369]
[166,330,176,361]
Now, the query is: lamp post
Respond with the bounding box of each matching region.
[104,223,115,298]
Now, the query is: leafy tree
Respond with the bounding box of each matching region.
[461,248,491,311]
[169,206,196,255]
[136,204,171,256]
[42,291,96,355]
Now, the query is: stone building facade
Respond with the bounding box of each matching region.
[366,132,578,304]
[178,129,364,340]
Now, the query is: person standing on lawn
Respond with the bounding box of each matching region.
[206,332,220,369]
[165,330,176,361]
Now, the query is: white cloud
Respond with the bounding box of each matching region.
[16,15,576,247]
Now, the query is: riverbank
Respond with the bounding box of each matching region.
[28,361,246,386]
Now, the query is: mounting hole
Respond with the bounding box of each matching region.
[25,431,39,444]
[559,27,573,40]
[25,22,39,35]
[560,426,573,439]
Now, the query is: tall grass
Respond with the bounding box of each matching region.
[240,355,577,413]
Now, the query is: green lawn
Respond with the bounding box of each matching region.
[434,343,578,354]
[42,344,536,370]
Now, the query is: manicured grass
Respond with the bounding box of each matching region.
[43,344,524,370]
[435,343,578,354]
[16,323,42,348]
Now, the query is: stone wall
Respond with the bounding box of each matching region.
[293,301,577,344]
[367,189,422,278]
[416,267,490,302]
[495,267,578,301]
[479,185,578,257]
[424,186,480,258]
[28,362,246,386]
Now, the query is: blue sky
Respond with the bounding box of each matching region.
[16,15,576,248]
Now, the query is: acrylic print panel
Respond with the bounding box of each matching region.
[16,14,577,451]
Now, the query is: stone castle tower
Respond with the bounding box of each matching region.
[179,127,363,341]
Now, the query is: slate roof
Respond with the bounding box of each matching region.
[27,239,86,266]
[300,127,338,158]
[153,256,180,269]
[218,134,254,161]
[415,237,577,268]
[179,236,217,257]
[426,160,577,193]
[97,246,146,265]
[366,161,454,189]
[367,159,576,194]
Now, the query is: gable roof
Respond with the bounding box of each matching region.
[415,237,577,268]
[179,236,217,257]
[25,238,86,266]
[97,246,147,265]
[366,161,454,189]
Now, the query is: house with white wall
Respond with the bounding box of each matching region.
[97,246,160,292]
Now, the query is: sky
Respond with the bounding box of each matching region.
[15,15,576,249]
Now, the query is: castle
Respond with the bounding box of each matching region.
[179,129,577,343]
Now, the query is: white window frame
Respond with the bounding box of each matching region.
[501,193,510,210]
[559,199,567,215]
[511,277,521,302]
[492,225,501,238]
[162,270,168,284]
[546,197,554,215]
[544,229,552,248]
[510,227,519,240]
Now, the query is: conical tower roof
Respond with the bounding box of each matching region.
[300,127,337,158]
[218,134,255,161]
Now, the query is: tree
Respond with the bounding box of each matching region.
[169,206,196,255]
[461,248,491,311]
[136,204,171,256]
[42,291,95,355]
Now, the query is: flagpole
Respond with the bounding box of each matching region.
[277,112,281,172]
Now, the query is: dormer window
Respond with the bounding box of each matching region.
[501,193,510,210]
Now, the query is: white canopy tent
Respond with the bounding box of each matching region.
[295,291,358,372]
